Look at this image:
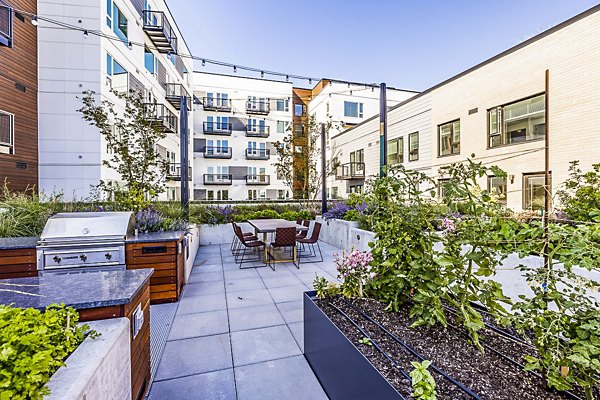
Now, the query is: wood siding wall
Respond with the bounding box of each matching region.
[0,0,37,192]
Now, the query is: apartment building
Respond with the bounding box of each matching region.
[0,0,38,192]
[304,79,418,197]
[330,5,600,211]
[193,72,293,201]
[37,0,193,201]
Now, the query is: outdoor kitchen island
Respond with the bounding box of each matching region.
[0,268,153,400]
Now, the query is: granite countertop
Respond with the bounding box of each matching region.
[0,236,39,250]
[0,269,153,310]
[126,230,186,243]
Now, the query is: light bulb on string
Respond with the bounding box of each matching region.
[31,15,38,26]
[83,30,89,39]
[261,71,264,78]
[128,41,133,50]
[233,65,237,73]
[201,59,205,66]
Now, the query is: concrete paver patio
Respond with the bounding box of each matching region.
[148,241,341,400]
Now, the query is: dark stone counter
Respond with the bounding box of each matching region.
[0,236,39,250]
[0,269,153,310]
[126,230,186,243]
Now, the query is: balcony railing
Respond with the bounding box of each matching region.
[204,146,232,159]
[336,162,365,180]
[245,148,270,160]
[204,174,233,185]
[165,83,191,110]
[245,125,270,138]
[203,97,232,112]
[166,163,192,181]
[142,10,178,54]
[246,175,270,185]
[203,122,232,135]
[144,103,178,134]
[246,100,270,115]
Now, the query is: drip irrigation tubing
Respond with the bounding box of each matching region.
[328,303,410,400]
[338,298,481,400]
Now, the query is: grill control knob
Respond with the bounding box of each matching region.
[79,254,87,262]
[53,256,61,263]
[105,252,112,260]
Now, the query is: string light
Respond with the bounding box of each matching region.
[83,30,88,38]
[201,59,205,66]
[31,15,38,26]
[261,71,264,78]
[128,41,133,50]
[233,65,237,73]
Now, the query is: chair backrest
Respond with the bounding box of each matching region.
[307,222,322,243]
[296,218,303,225]
[232,223,244,242]
[274,227,297,247]
[301,219,310,227]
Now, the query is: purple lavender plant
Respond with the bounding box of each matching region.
[323,202,351,219]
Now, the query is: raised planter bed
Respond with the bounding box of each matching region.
[304,291,592,400]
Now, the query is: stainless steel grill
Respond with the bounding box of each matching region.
[37,212,134,274]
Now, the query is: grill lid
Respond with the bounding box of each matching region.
[39,212,134,244]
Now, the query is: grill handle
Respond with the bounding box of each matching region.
[141,245,168,255]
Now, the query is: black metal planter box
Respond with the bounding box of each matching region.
[304,291,403,400]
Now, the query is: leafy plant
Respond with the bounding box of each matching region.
[358,337,373,346]
[313,275,340,299]
[0,304,97,400]
[322,201,351,219]
[78,90,168,209]
[558,161,600,222]
[333,248,375,298]
[410,360,437,400]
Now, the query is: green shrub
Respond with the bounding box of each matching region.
[410,360,437,400]
[558,161,600,222]
[0,304,96,400]
[342,209,360,222]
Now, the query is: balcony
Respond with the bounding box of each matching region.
[245,125,270,138]
[142,10,178,54]
[203,122,232,135]
[203,97,232,112]
[166,163,192,181]
[246,100,270,115]
[245,148,270,160]
[204,146,232,159]
[204,174,232,185]
[336,162,365,180]
[246,175,270,185]
[144,103,178,134]
[165,83,191,110]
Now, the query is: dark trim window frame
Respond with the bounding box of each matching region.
[343,101,364,118]
[387,137,404,165]
[438,178,450,199]
[438,119,460,157]
[408,132,419,161]
[487,175,507,205]
[0,0,13,47]
[488,93,546,148]
[523,172,550,211]
[0,109,15,154]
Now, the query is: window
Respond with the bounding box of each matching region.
[294,103,305,116]
[332,187,339,199]
[488,94,545,148]
[0,0,13,47]
[106,53,128,92]
[293,124,304,137]
[168,52,175,65]
[349,185,363,194]
[277,190,288,200]
[438,120,460,156]
[294,145,303,154]
[438,179,450,199]
[350,149,364,164]
[144,47,156,74]
[107,1,128,41]
[276,121,285,133]
[488,176,507,205]
[408,132,419,161]
[387,137,403,165]
[0,110,14,154]
[344,101,363,118]
[276,98,289,112]
[524,173,549,210]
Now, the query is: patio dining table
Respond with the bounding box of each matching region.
[247,219,309,263]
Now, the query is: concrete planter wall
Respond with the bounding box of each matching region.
[184,225,200,282]
[349,227,376,252]
[198,222,253,245]
[315,217,358,251]
[45,318,131,400]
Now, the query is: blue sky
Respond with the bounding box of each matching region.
[167,0,599,91]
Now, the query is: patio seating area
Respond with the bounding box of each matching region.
[147,240,340,399]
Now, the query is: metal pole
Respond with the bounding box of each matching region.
[179,95,190,217]
[321,123,327,215]
[543,70,550,270]
[379,83,387,177]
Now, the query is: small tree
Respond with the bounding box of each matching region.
[558,160,600,222]
[273,115,339,206]
[78,90,168,210]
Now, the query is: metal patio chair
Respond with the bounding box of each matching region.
[296,222,323,262]
[267,226,298,270]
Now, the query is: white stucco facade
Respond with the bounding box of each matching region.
[37,0,193,201]
[192,72,293,201]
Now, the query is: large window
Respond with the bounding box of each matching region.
[276,98,289,112]
[344,101,364,118]
[488,94,545,148]
[293,124,304,137]
[350,149,364,164]
[524,173,549,210]
[0,110,14,154]
[438,179,450,199]
[387,137,404,165]
[438,120,460,156]
[107,1,128,41]
[294,103,305,116]
[144,47,156,74]
[106,53,128,92]
[408,132,419,161]
[277,121,287,134]
[488,176,507,205]
[0,0,13,47]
